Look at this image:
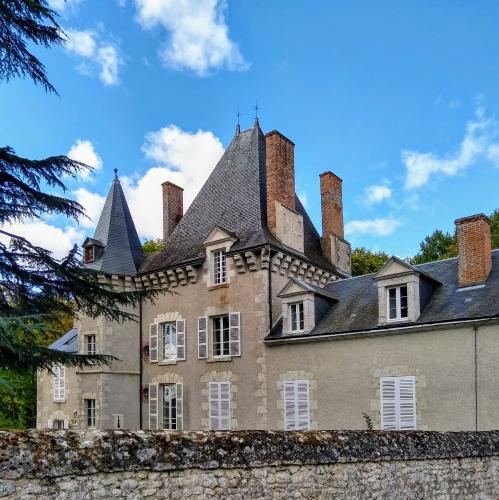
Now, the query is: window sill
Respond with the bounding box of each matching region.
[206,356,232,363]
[208,283,229,291]
[158,360,178,366]
[53,400,66,403]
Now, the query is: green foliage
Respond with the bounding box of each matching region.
[0,0,64,94]
[491,209,499,249]
[351,247,390,276]
[410,229,457,265]
[0,369,36,429]
[142,238,164,255]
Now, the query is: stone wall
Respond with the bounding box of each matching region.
[1,430,499,499]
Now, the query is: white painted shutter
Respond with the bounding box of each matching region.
[198,317,208,359]
[63,420,69,430]
[283,382,296,431]
[209,382,218,430]
[47,419,53,429]
[398,376,416,430]
[176,383,183,430]
[296,381,310,430]
[176,320,186,360]
[380,378,397,430]
[229,312,241,357]
[149,324,158,362]
[209,382,231,430]
[220,382,231,430]
[149,383,158,430]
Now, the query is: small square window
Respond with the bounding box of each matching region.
[290,302,305,332]
[213,250,227,284]
[213,315,230,356]
[86,334,96,355]
[387,285,408,321]
[84,245,95,264]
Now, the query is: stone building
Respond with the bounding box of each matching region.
[37,120,499,432]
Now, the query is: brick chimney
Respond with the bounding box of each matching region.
[162,181,183,241]
[320,171,351,275]
[265,130,295,233]
[455,213,492,287]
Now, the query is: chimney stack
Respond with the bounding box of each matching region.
[162,181,184,241]
[455,213,492,287]
[265,130,296,234]
[320,171,351,275]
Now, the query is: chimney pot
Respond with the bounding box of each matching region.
[162,181,184,241]
[455,213,492,287]
[265,130,296,234]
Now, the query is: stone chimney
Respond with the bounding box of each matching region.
[265,130,296,234]
[162,181,184,241]
[455,213,492,287]
[320,171,351,275]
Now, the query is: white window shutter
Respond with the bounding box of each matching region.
[209,382,231,430]
[380,378,397,430]
[176,320,186,360]
[149,383,158,430]
[229,312,241,357]
[149,324,158,362]
[176,383,183,430]
[47,419,53,429]
[220,382,231,430]
[198,317,208,359]
[296,381,310,430]
[209,382,218,430]
[398,376,416,430]
[283,382,296,431]
[63,420,69,430]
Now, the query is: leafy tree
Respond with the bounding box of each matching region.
[491,209,499,249]
[142,238,164,255]
[410,229,457,265]
[351,247,390,276]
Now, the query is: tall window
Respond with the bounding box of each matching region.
[283,380,310,430]
[85,399,96,427]
[86,334,96,355]
[387,285,408,321]
[162,322,177,361]
[84,245,94,263]
[209,382,230,430]
[290,302,305,332]
[380,376,416,430]
[213,315,230,357]
[162,384,178,430]
[53,366,65,402]
[213,250,227,284]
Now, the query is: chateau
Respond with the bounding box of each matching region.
[37,120,499,432]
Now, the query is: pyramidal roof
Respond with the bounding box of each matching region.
[141,121,269,272]
[84,172,143,276]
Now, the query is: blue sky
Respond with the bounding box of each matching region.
[2,0,499,259]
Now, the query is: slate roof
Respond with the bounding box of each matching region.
[85,173,143,276]
[268,250,499,340]
[49,328,78,353]
[141,121,334,274]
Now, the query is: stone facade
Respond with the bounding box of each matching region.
[2,430,499,499]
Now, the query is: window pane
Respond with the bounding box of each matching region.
[388,288,397,319]
[162,384,177,430]
[298,302,304,330]
[213,251,227,284]
[162,323,177,360]
[213,317,221,356]
[400,286,408,318]
[290,304,297,331]
[222,315,230,356]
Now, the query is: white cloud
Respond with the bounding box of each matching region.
[48,0,82,12]
[73,188,106,228]
[67,140,103,181]
[345,218,401,237]
[65,28,122,86]
[135,0,248,75]
[0,222,84,260]
[403,104,499,189]
[364,184,392,204]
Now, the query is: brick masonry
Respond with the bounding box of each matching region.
[162,181,184,240]
[265,131,295,234]
[2,430,499,499]
[455,213,492,287]
[320,171,344,239]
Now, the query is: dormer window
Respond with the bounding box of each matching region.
[213,250,227,285]
[387,285,408,321]
[290,302,305,333]
[84,245,95,264]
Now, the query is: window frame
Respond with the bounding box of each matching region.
[84,245,95,264]
[212,315,230,358]
[86,334,96,355]
[161,322,177,361]
[161,383,178,430]
[209,381,231,430]
[386,285,409,322]
[85,398,96,428]
[52,366,65,402]
[380,376,416,431]
[283,380,310,431]
[289,301,305,333]
[212,249,228,285]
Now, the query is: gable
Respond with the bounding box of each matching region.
[204,227,238,246]
[278,280,311,298]
[375,257,416,279]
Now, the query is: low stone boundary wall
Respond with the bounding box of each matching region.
[1,430,499,498]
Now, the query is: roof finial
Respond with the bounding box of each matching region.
[253,100,259,127]
[114,168,118,179]
[236,109,241,134]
